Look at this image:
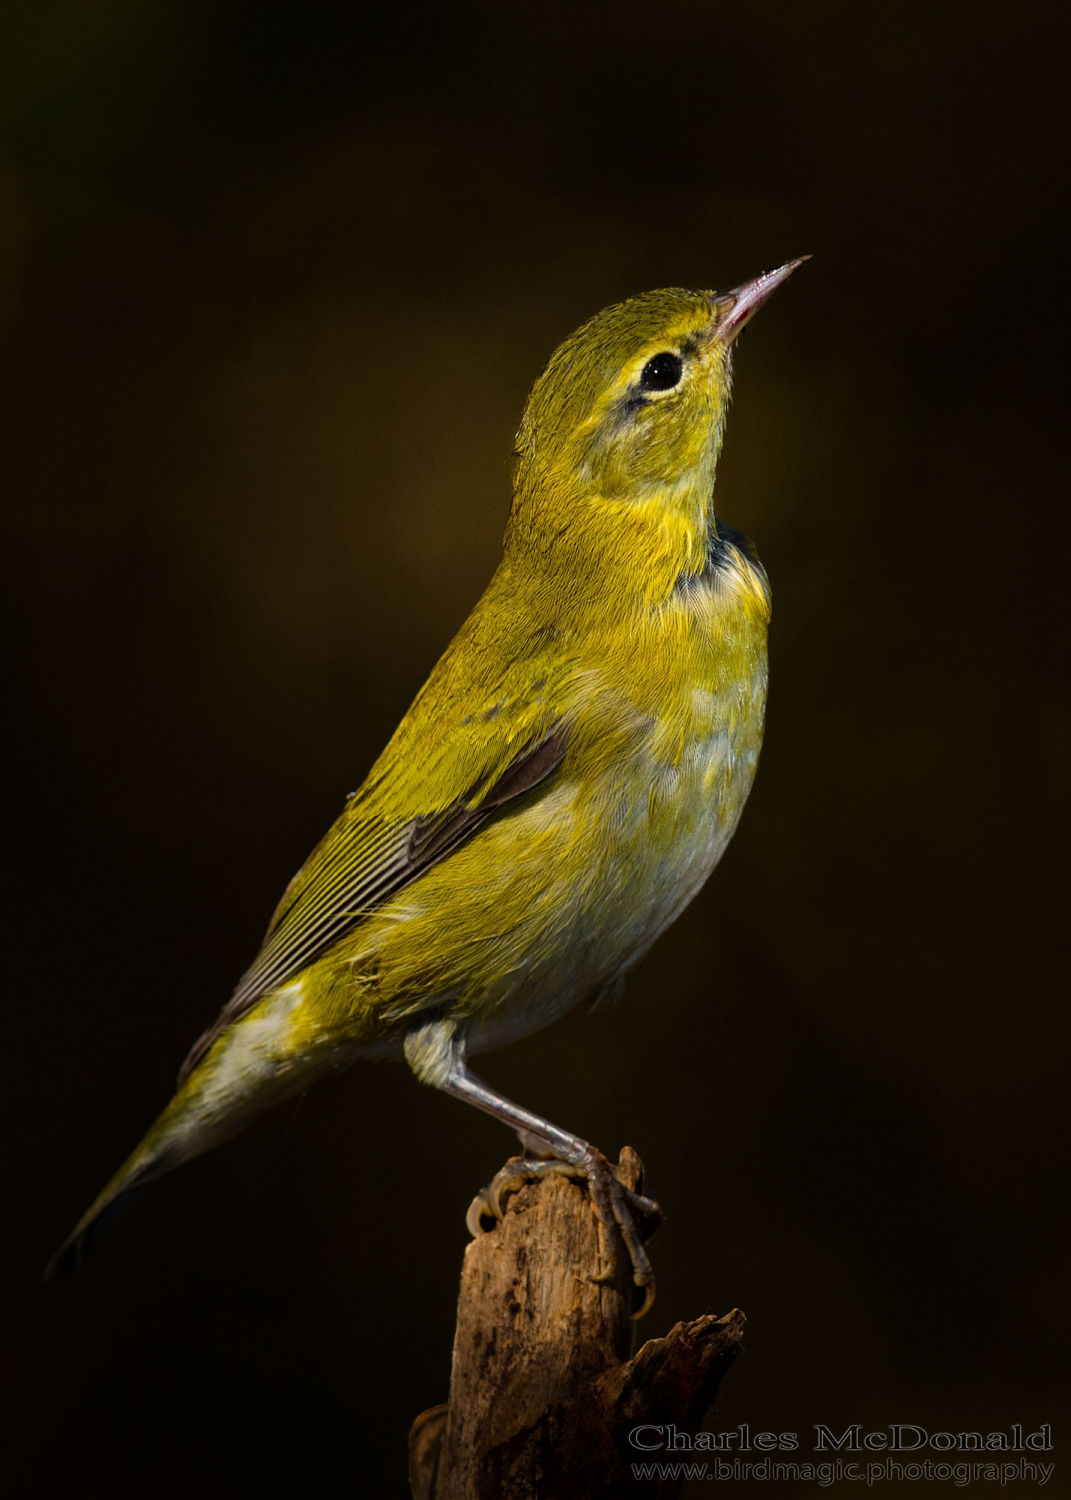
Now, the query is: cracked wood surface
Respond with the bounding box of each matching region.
[410,1148,743,1499]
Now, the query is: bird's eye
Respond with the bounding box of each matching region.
[639,352,683,391]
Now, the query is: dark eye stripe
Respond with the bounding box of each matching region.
[639,352,683,390]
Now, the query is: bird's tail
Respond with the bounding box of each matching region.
[44,1096,197,1281]
[45,983,325,1279]
[44,1145,165,1280]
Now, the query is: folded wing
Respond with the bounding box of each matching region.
[178,715,569,1083]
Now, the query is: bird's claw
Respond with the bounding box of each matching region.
[465,1155,549,1234]
[466,1148,663,1319]
[465,1187,498,1238]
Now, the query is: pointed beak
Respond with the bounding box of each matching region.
[709,256,810,344]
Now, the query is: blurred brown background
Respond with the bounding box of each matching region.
[2,1,1068,1494]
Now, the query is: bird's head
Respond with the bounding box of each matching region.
[508,259,806,568]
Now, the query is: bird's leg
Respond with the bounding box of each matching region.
[440,1050,662,1318]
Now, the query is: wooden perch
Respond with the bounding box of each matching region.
[410,1147,744,1499]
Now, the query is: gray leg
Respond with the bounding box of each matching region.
[404,1018,661,1316]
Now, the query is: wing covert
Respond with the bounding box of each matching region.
[177,720,569,1083]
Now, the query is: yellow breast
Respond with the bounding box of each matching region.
[510,522,768,1002]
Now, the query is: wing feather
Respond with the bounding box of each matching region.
[177,722,568,1083]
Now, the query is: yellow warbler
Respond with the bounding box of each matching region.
[49,259,807,1310]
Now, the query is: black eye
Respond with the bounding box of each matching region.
[639,351,683,391]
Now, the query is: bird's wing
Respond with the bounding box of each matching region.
[177,677,569,1083]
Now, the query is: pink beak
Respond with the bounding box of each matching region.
[710,256,810,343]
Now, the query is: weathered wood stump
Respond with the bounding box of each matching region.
[410,1147,744,1499]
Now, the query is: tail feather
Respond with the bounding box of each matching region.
[46,984,330,1279]
[44,1151,165,1281]
[45,1067,212,1280]
[45,1182,145,1281]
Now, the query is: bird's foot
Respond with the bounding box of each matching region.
[466,1145,663,1318]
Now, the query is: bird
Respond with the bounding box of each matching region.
[48,258,807,1311]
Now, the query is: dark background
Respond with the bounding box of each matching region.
[3,2,1067,1494]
